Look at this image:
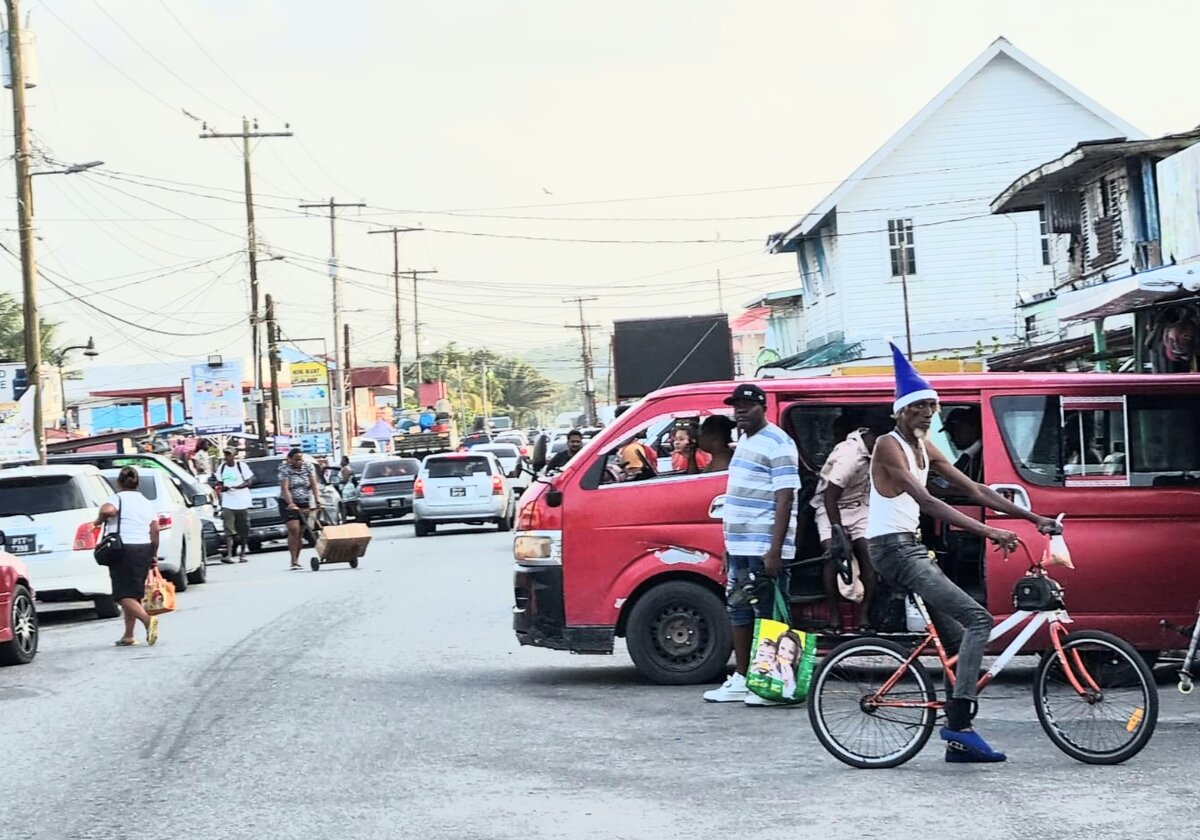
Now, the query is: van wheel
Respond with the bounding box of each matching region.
[94,595,120,619]
[625,581,732,685]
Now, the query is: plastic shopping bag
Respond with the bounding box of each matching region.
[746,582,818,704]
[142,566,177,616]
[1043,517,1073,569]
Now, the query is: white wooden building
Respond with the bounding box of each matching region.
[762,38,1143,373]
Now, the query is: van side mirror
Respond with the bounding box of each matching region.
[531,436,548,471]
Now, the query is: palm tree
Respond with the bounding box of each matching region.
[0,291,58,361]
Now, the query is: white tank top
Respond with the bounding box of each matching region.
[865,431,929,538]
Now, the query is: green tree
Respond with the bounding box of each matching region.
[0,291,58,362]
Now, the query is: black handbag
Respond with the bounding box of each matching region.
[94,498,124,567]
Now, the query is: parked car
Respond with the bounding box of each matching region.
[334,455,379,521]
[43,452,217,518]
[101,469,206,589]
[200,514,226,561]
[0,465,120,618]
[0,545,36,665]
[357,458,421,524]
[413,452,515,537]
[244,455,343,552]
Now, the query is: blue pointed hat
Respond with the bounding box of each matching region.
[888,342,938,412]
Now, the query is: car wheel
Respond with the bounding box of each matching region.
[497,511,512,533]
[171,543,189,592]
[187,550,208,585]
[248,539,262,554]
[625,580,732,686]
[0,584,37,665]
[94,595,120,619]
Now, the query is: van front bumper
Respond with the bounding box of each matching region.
[512,564,613,653]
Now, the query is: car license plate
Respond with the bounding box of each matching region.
[450,487,466,497]
[388,498,403,508]
[7,534,36,555]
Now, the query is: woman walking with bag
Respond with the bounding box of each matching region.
[95,466,161,647]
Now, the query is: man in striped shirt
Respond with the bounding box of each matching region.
[703,383,801,705]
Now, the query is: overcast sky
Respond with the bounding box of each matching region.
[5,0,1197,380]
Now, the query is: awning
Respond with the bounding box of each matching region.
[988,327,1133,371]
[1063,263,1200,322]
[767,339,863,372]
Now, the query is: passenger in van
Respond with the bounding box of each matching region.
[868,345,1061,763]
[813,422,886,634]
[943,407,983,482]
[697,415,736,472]
[619,439,657,481]
[670,425,712,473]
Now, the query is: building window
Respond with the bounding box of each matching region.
[1024,314,1038,342]
[1038,208,1051,266]
[888,219,916,276]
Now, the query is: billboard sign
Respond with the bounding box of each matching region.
[1160,143,1200,265]
[289,361,328,386]
[0,363,28,404]
[279,385,329,412]
[0,385,37,463]
[187,360,245,435]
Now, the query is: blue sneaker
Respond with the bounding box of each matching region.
[940,727,1007,763]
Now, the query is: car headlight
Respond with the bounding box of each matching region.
[513,531,561,566]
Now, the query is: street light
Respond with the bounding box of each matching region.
[53,336,97,434]
[28,159,105,216]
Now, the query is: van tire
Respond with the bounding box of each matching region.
[94,595,120,619]
[625,580,731,686]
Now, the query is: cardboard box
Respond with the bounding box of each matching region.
[315,523,371,562]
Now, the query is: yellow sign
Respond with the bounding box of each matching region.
[290,361,328,386]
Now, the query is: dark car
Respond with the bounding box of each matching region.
[356,458,420,525]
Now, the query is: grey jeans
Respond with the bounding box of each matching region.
[868,533,992,700]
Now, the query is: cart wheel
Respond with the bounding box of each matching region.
[310,557,320,571]
[349,557,359,569]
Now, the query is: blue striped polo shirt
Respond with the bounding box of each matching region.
[723,422,801,558]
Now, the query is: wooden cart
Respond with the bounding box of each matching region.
[310,523,371,571]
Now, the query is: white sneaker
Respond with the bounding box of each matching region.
[702,672,748,702]
[744,693,791,707]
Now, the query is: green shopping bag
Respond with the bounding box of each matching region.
[745,582,818,704]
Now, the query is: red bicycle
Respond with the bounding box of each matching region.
[807,536,1158,768]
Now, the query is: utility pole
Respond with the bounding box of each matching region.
[564,296,599,426]
[343,323,354,438]
[299,197,365,457]
[406,268,438,391]
[899,239,914,358]
[479,362,489,429]
[200,117,292,446]
[6,0,43,462]
[368,227,420,412]
[265,294,282,440]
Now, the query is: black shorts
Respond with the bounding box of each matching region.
[277,500,310,522]
[108,543,154,601]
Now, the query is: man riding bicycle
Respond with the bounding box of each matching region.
[868,344,1060,763]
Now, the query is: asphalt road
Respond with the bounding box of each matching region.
[3,520,1200,840]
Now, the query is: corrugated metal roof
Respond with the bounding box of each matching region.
[991,129,1200,214]
[988,327,1133,371]
[768,339,864,372]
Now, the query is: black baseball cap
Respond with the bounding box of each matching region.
[723,383,767,407]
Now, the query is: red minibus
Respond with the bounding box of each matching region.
[512,373,1200,684]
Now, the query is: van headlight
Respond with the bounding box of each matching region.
[513,530,561,566]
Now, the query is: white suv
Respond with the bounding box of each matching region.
[412,452,514,537]
[0,465,120,618]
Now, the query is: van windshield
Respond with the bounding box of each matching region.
[427,457,491,478]
[0,476,87,515]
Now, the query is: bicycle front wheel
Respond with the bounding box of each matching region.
[808,638,937,769]
[1034,629,1158,765]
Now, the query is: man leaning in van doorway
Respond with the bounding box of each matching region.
[703,383,801,706]
[867,344,1060,762]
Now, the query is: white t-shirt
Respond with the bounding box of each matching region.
[215,461,253,510]
[105,491,158,545]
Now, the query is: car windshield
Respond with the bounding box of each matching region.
[0,476,87,515]
[462,434,491,447]
[426,457,491,478]
[102,473,159,500]
[247,458,284,486]
[361,459,420,479]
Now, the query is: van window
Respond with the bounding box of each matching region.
[591,408,733,486]
[992,393,1200,487]
[787,404,896,473]
[427,457,491,478]
[0,475,88,514]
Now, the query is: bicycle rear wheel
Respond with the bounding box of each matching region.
[1034,629,1158,765]
[808,638,937,769]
